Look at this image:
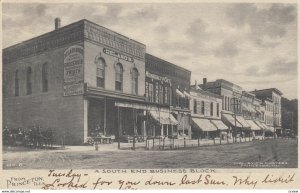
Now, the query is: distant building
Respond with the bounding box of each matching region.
[250,88,283,137]
[189,84,227,139]
[199,79,251,139]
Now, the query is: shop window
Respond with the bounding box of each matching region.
[115,63,123,91]
[42,63,48,92]
[96,57,106,88]
[131,68,139,95]
[210,102,214,116]
[26,67,32,95]
[193,99,197,114]
[15,70,19,96]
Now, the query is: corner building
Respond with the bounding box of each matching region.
[3,19,146,145]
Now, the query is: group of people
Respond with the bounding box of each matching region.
[3,125,54,148]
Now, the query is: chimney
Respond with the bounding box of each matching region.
[203,78,207,89]
[55,18,61,30]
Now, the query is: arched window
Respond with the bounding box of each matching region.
[96,57,105,88]
[15,70,19,96]
[131,68,139,95]
[42,63,48,92]
[115,63,123,91]
[26,67,32,95]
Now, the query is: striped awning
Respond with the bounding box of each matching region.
[210,120,228,131]
[149,111,178,125]
[245,119,261,131]
[236,116,251,128]
[176,89,185,98]
[254,120,266,130]
[192,118,217,131]
[222,114,243,128]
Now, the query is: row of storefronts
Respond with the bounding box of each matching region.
[3,19,282,145]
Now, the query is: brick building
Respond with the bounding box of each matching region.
[199,79,250,138]
[189,84,227,139]
[3,19,146,145]
[251,88,283,137]
[145,54,191,138]
[3,19,192,144]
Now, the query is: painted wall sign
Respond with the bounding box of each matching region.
[63,45,84,96]
[63,83,84,96]
[146,71,171,84]
[103,48,134,62]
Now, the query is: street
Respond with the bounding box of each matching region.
[3,138,297,169]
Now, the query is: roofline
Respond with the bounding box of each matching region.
[146,53,191,74]
[82,19,145,47]
[3,20,85,51]
[190,86,222,99]
[250,88,283,96]
[4,19,146,52]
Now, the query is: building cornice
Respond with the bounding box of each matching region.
[3,21,85,64]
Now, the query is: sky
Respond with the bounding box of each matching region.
[2,3,298,99]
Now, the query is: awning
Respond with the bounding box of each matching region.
[236,116,251,128]
[115,101,169,112]
[210,120,228,131]
[222,114,243,128]
[254,120,266,130]
[266,126,275,132]
[192,118,217,131]
[183,91,191,99]
[247,105,256,113]
[176,89,185,98]
[241,103,251,112]
[245,119,261,131]
[149,111,178,125]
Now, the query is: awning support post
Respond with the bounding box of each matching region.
[118,106,121,149]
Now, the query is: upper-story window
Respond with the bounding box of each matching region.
[131,68,139,95]
[164,86,169,105]
[201,101,205,114]
[210,102,214,116]
[217,103,219,116]
[42,63,48,92]
[96,57,106,88]
[115,63,123,91]
[15,70,19,96]
[26,67,32,95]
[193,99,197,114]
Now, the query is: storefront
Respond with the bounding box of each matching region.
[145,53,192,139]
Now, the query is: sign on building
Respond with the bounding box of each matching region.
[63,45,84,96]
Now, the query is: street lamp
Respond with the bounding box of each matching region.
[231,97,240,143]
[273,101,278,139]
